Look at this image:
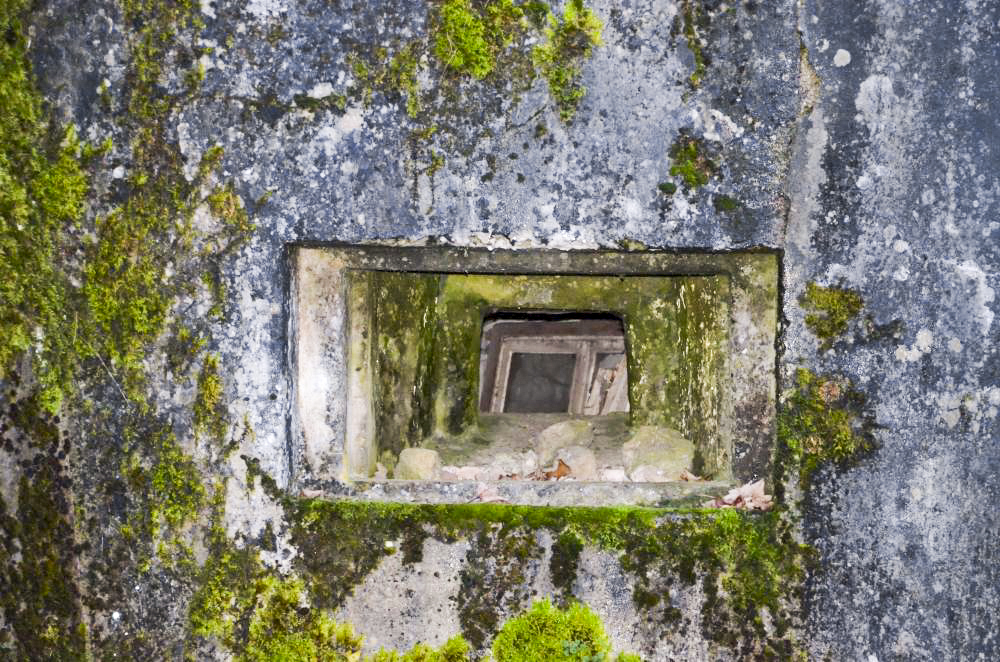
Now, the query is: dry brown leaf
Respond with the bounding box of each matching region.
[542,459,572,480]
[679,470,703,482]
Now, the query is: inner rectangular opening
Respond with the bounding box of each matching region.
[345,271,732,484]
[480,312,629,416]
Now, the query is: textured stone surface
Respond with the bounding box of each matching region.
[536,419,595,467]
[394,448,441,480]
[3,0,997,659]
[621,426,695,480]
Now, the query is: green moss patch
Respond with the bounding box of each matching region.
[680,0,707,88]
[193,355,227,442]
[347,0,603,128]
[799,282,863,350]
[775,368,874,489]
[433,0,525,79]
[531,0,604,122]
[668,132,715,191]
[491,599,638,662]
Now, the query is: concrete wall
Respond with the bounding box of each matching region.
[1,0,996,659]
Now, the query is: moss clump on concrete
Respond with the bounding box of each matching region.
[0,0,89,413]
[668,132,715,190]
[713,194,740,212]
[775,368,873,489]
[193,355,227,441]
[433,0,525,79]
[491,598,638,662]
[348,0,602,130]
[532,0,604,122]
[657,181,677,195]
[800,282,863,350]
[240,576,364,662]
[680,0,707,87]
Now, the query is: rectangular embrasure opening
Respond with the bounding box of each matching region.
[292,247,778,506]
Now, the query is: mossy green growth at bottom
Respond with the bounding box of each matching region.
[491,599,639,662]
[287,499,809,657]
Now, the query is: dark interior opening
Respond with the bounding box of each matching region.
[479,312,629,415]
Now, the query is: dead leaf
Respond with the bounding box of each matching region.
[679,470,703,482]
[703,479,773,511]
[542,459,571,480]
[470,482,507,503]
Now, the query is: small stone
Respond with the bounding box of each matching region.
[556,446,598,481]
[599,467,628,482]
[394,448,440,480]
[535,419,594,466]
[622,426,695,481]
[520,450,539,476]
[630,465,671,482]
[485,452,522,479]
[440,465,480,481]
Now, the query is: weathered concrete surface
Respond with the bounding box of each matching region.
[3,0,996,659]
[790,1,1000,659]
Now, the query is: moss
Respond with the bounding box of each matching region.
[668,132,715,190]
[657,181,677,195]
[286,499,808,655]
[149,431,205,533]
[187,505,469,661]
[184,60,206,93]
[240,576,363,662]
[491,599,621,662]
[713,194,740,212]
[799,282,863,350]
[166,324,207,376]
[432,0,526,80]
[680,0,707,87]
[775,368,874,489]
[188,496,262,644]
[368,636,470,662]
[193,355,227,441]
[531,0,603,122]
[0,0,90,413]
[0,402,87,660]
[119,422,205,569]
